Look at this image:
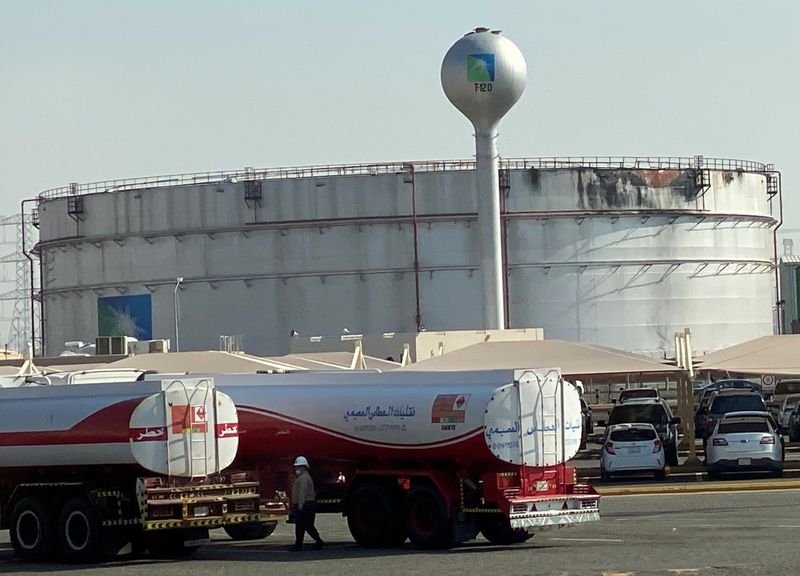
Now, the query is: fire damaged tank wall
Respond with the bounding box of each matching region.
[36,161,777,357]
[503,167,774,353]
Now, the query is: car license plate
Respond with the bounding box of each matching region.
[738,458,751,466]
[628,447,641,454]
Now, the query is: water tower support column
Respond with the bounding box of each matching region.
[475,128,504,329]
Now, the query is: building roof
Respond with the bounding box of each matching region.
[397,340,677,378]
[695,335,800,376]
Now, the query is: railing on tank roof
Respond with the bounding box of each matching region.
[35,161,468,201]
[35,156,772,202]
[502,156,771,173]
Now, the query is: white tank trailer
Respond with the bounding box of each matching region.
[0,368,599,561]
[31,157,781,357]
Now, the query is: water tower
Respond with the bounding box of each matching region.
[441,27,526,329]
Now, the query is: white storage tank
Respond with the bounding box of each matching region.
[34,156,780,357]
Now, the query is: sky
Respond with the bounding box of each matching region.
[1,0,799,226]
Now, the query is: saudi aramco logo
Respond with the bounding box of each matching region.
[467,53,494,92]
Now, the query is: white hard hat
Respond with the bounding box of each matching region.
[293,456,309,468]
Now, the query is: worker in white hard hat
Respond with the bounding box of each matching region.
[289,456,324,551]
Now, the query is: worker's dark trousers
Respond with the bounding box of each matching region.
[295,503,322,545]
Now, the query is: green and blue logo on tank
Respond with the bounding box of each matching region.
[98,294,153,340]
[467,53,495,82]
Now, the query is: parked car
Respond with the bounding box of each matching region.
[696,379,761,406]
[603,398,680,466]
[787,405,800,442]
[766,401,782,425]
[772,379,800,408]
[617,387,660,404]
[694,391,719,433]
[705,411,783,479]
[600,423,666,481]
[697,390,769,443]
[777,394,800,430]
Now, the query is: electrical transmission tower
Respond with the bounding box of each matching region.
[0,213,39,356]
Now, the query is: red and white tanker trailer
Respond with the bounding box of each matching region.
[0,368,599,562]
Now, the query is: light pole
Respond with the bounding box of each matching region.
[174,277,184,352]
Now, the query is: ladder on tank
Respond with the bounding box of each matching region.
[163,379,214,479]
[520,371,564,467]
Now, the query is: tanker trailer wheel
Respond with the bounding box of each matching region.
[223,521,277,541]
[346,483,405,548]
[405,486,453,549]
[10,496,56,562]
[478,513,533,545]
[58,496,102,562]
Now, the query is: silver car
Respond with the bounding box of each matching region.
[705,411,783,479]
[600,423,666,481]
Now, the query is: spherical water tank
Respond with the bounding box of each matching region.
[441,27,527,131]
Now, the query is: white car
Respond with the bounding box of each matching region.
[705,411,784,479]
[600,423,665,481]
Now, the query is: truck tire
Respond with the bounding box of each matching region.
[58,496,102,563]
[405,486,453,549]
[346,483,404,548]
[10,496,56,562]
[478,514,533,545]
[223,522,277,541]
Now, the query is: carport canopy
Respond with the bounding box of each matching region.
[398,339,679,381]
[695,335,800,377]
[106,350,398,373]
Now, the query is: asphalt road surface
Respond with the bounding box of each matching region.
[1,489,799,575]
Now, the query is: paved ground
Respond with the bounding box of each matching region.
[1,489,799,575]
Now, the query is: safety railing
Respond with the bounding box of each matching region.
[503,156,771,173]
[36,156,773,202]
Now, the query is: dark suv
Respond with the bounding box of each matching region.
[604,398,681,466]
[617,387,660,403]
[697,390,768,442]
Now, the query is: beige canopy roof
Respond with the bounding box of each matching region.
[106,350,399,374]
[398,340,678,378]
[267,352,400,371]
[695,335,800,376]
[107,351,289,373]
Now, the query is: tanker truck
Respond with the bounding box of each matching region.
[0,368,599,562]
